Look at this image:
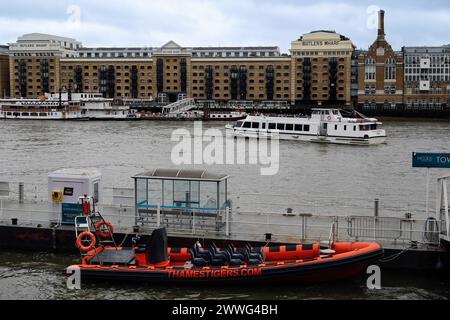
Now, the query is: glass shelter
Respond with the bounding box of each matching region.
[132,169,230,231]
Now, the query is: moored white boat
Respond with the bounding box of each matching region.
[48,92,140,120]
[0,92,140,120]
[0,96,86,120]
[225,108,387,145]
[206,111,247,121]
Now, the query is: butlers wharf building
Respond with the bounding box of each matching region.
[0,31,356,109]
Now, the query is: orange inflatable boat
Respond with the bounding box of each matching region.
[67,227,383,284]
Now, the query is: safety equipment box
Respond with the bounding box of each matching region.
[48,169,102,224]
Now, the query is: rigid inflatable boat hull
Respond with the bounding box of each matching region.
[72,244,383,285]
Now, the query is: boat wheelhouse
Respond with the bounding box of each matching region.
[225,108,387,145]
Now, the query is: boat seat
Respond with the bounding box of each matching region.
[192,257,208,268]
[210,244,228,262]
[246,251,263,261]
[90,249,135,266]
[227,250,245,261]
[211,259,226,267]
[228,258,244,267]
[247,259,261,266]
[246,244,264,255]
[227,244,245,261]
[211,243,227,254]
[212,252,227,263]
[193,244,212,262]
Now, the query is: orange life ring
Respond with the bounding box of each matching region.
[96,221,114,239]
[76,231,96,252]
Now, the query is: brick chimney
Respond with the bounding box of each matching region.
[377,10,385,39]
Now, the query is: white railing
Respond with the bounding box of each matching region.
[161,98,197,115]
[0,180,446,246]
[0,203,442,247]
[2,183,430,219]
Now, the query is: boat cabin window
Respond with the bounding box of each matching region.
[343,125,347,131]
[285,124,294,131]
[360,124,377,131]
[234,121,243,128]
[353,125,357,131]
[335,124,338,130]
[276,123,284,130]
[268,123,276,130]
[304,125,310,132]
[242,122,251,128]
[251,122,259,129]
[332,110,339,115]
[294,124,302,131]
[262,123,266,129]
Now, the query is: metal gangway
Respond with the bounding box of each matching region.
[161,98,197,116]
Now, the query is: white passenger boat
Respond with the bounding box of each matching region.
[46,92,140,120]
[225,109,387,145]
[0,92,140,120]
[0,96,86,120]
[206,111,247,121]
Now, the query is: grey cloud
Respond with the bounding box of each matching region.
[0,0,448,51]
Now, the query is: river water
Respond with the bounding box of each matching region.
[0,118,449,299]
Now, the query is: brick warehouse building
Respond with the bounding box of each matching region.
[2,10,450,111]
[4,31,355,107]
[0,45,9,98]
[357,10,404,111]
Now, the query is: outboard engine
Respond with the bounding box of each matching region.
[147,227,169,265]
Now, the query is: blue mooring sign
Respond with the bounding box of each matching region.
[412,152,450,168]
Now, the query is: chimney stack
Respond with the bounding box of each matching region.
[378,10,385,39]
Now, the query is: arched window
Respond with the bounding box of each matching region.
[365,58,376,80]
[385,58,396,80]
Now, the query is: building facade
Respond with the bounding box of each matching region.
[8,33,80,98]
[357,10,404,111]
[5,32,355,107]
[3,17,449,111]
[0,45,9,97]
[291,31,355,107]
[403,45,450,110]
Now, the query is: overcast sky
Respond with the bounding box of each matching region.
[1,0,449,52]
